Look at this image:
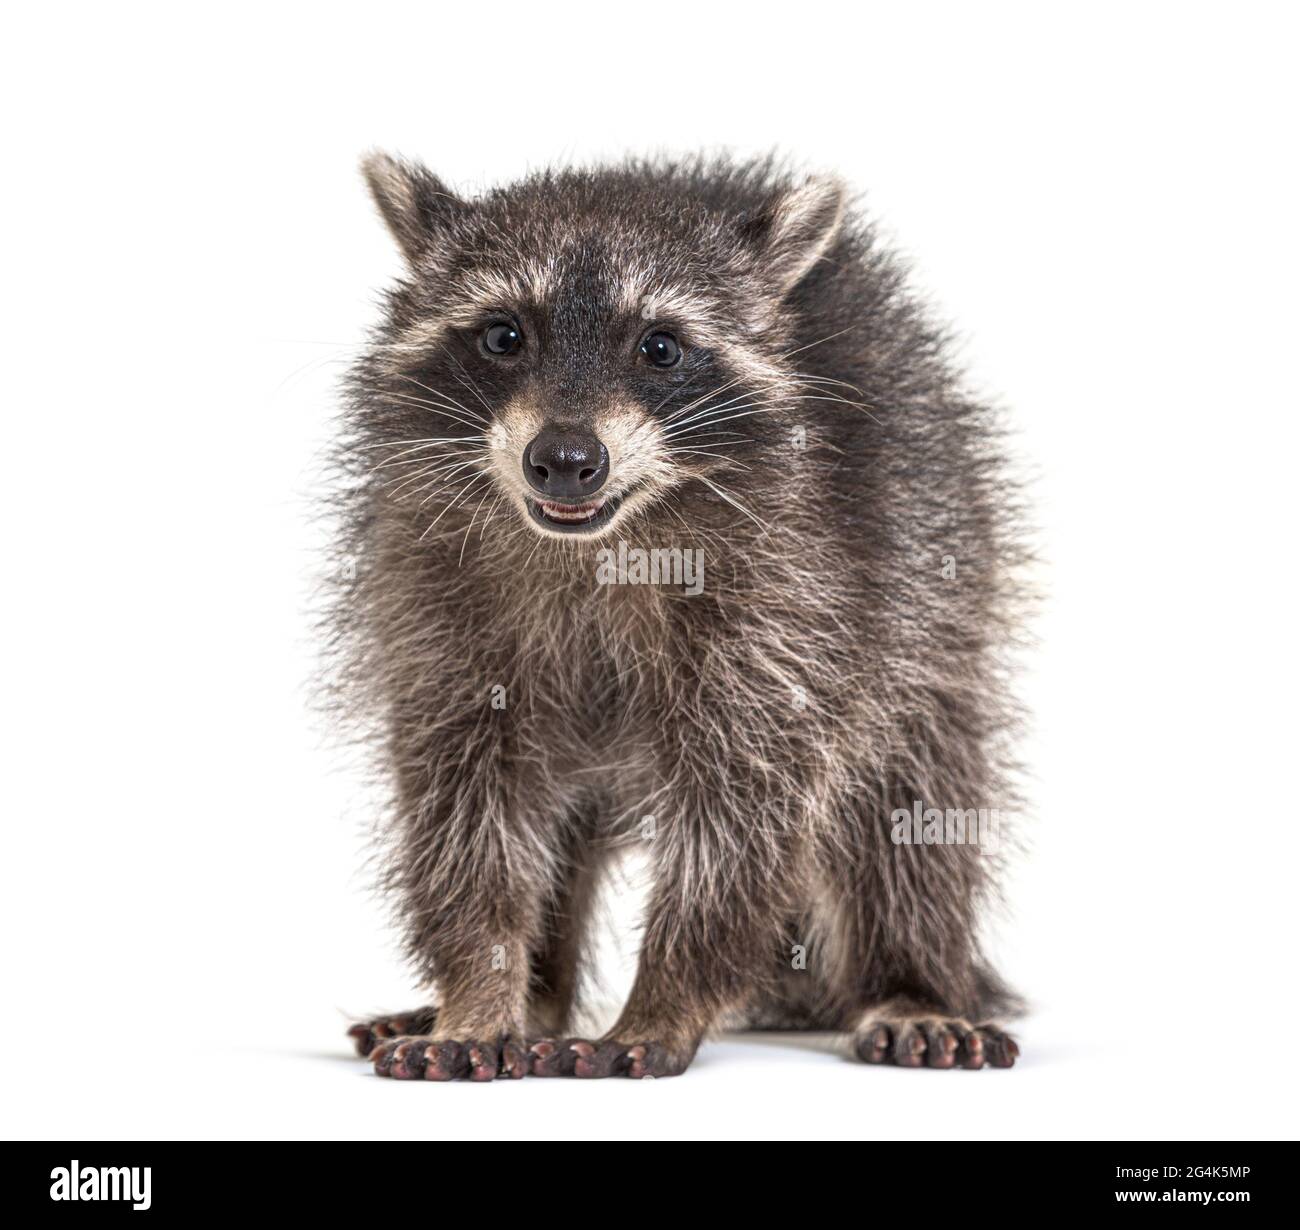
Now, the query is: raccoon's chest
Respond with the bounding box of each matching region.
[513,587,669,806]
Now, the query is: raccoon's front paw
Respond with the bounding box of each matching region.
[526,1038,690,1078]
[854,1018,1018,1069]
[347,1007,438,1057]
[369,1036,530,1081]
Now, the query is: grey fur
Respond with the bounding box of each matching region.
[328,153,1030,1078]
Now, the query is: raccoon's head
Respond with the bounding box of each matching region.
[356,153,845,543]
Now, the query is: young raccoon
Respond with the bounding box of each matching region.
[334,153,1026,1079]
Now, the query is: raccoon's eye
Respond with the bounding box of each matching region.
[482,322,523,356]
[639,331,682,368]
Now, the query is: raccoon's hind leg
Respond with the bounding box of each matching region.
[726,917,843,1031]
[816,776,1020,1070]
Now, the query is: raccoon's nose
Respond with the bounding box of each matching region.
[523,426,609,499]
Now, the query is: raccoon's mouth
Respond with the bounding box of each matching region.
[526,493,622,534]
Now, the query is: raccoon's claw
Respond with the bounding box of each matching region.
[369,1036,528,1081]
[369,1037,447,1080]
[568,1040,631,1077]
[859,1024,893,1064]
[347,1008,438,1057]
[965,1026,1019,1069]
[526,1039,578,1076]
[526,1038,627,1077]
[499,1038,531,1078]
[527,1037,686,1078]
[624,1043,683,1079]
[854,1018,1017,1069]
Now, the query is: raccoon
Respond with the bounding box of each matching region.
[333,153,1027,1079]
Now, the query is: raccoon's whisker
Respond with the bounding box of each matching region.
[395,452,488,496]
[373,390,489,433]
[671,430,747,443]
[366,441,477,474]
[380,382,477,417]
[666,387,762,425]
[666,441,754,460]
[692,474,767,533]
[445,470,492,516]
[651,377,702,416]
[418,471,492,541]
[796,391,880,412]
[459,483,499,564]
[787,369,866,396]
[373,454,469,483]
[383,468,451,501]
[414,458,487,508]
[787,390,883,425]
[438,347,497,417]
[274,352,356,394]
[361,377,478,412]
[668,390,881,440]
[785,373,882,423]
[380,452,472,488]
[370,397,487,436]
[659,340,862,432]
[670,448,753,470]
[357,434,481,452]
[416,486,482,540]
[664,400,772,434]
[651,383,689,414]
[663,377,776,425]
[673,409,795,437]
[521,521,548,570]
[786,377,880,411]
[384,449,485,498]
[479,493,503,544]
[658,493,733,556]
[395,373,488,423]
[659,500,702,544]
[663,381,799,430]
[280,337,434,356]
[780,325,857,361]
[385,459,472,500]
[662,370,762,422]
[663,399,794,438]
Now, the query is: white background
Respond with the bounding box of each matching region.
[2,1,1296,1141]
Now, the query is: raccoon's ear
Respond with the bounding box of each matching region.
[361,151,465,263]
[742,177,846,296]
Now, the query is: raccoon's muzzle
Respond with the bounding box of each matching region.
[522,424,620,533]
[526,492,623,534]
[523,426,609,500]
